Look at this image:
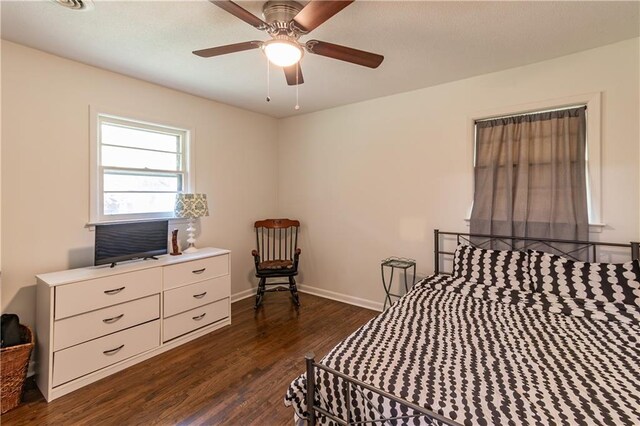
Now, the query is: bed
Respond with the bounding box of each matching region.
[284,230,640,425]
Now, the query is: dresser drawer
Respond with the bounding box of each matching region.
[163,255,229,290]
[163,275,230,318]
[55,268,161,320]
[52,320,159,387]
[53,295,160,351]
[163,298,229,342]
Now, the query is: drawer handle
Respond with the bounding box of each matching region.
[104,287,125,295]
[192,268,206,274]
[193,292,207,299]
[102,314,124,324]
[192,313,207,321]
[103,344,125,355]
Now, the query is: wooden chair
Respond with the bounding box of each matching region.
[252,219,302,309]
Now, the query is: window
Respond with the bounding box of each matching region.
[470,106,589,245]
[467,92,603,231]
[90,112,192,223]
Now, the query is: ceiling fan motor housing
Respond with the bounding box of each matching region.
[262,1,304,37]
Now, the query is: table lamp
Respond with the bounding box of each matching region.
[174,193,209,253]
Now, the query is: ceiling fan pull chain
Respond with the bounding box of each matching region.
[266,59,271,102]
[294,62,300,111]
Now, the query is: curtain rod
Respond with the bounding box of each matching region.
[475,104,587,123]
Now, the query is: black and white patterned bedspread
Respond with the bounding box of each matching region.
[284,274,640,425]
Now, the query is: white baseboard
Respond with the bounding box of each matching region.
[231,284,383,312]
[230,288,255,303]
[298,284,383,312]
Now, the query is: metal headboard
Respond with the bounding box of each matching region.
[434,229,640,275]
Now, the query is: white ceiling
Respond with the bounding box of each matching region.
[2,1,639,118]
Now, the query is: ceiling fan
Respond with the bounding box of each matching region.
[193,0,384,86]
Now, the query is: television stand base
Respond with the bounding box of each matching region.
[107,256,158,268]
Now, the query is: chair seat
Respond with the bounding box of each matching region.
[258,259,293,270]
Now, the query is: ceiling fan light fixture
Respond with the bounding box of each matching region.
[263,39,303,67]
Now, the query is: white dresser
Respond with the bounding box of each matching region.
[36,248,231,402]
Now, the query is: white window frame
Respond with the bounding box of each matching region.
[466,92,603,232]
[89,106,195,224]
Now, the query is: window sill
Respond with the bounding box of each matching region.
[463,218,606,233]
[86,217,191,230]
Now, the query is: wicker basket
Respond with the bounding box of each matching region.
[1,325,34,414]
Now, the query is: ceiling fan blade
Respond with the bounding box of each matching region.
[210,1,268,30]
[306,40,383,68]
[193,41,262,58]
[292,0,354,33]
[283,64,304,86]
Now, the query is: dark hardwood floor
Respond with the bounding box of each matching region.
[1,293,377,425]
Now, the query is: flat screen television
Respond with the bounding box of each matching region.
[95,220,168,267]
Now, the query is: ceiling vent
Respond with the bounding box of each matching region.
[51,0,93,11]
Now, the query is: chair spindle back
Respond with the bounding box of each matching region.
[254,219,300,262]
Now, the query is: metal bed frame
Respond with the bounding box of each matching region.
[302,230,640,426]
[304,353,462,426]
[433,229,640,275]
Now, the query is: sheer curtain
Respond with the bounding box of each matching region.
[469,107,589,255]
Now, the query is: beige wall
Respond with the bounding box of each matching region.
[2,37,639,326]
[0,40,2,274]
[1,41,279,328]
[278,38,640,306]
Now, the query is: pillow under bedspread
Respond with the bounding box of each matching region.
[452,244,533,292]
[529,249,640,307]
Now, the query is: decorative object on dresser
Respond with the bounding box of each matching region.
[174,193,209,253]
[36,247,231,402]
[170,229,182,256]
[252,218,301,309]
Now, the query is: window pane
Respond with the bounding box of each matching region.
[101,123,180,153]
[104,172,182,192]
[102,145,181,171]
[104,192,177,215]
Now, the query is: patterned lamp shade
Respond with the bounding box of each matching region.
[174,193,209,219]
